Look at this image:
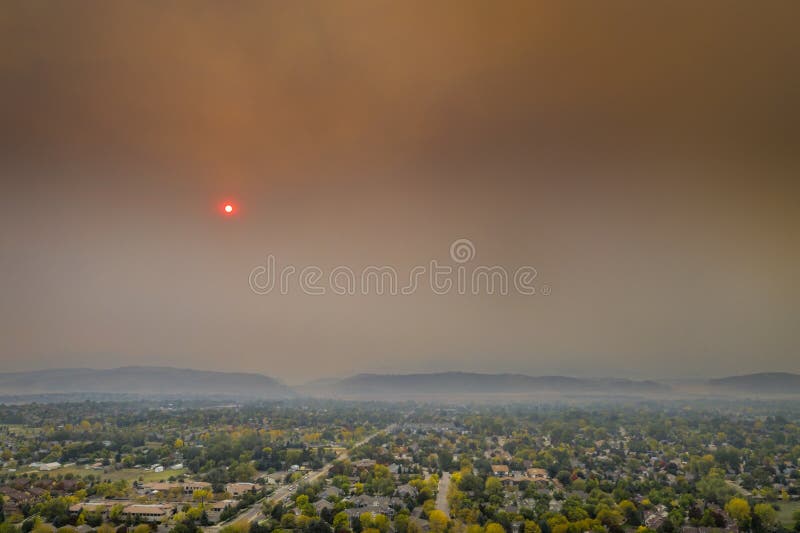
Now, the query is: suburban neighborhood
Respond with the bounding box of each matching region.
[1,401,799,533]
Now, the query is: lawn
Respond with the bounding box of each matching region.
[775,500,800,526]
[12,465,188,483]
[2,424,41,437]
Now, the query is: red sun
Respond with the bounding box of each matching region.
[222,202,236,215]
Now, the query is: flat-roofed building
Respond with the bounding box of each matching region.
[183,481,212,494]
[225,482,257,497]
[123,503,174,522]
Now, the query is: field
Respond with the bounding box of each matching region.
[776,500,800,526]
[2,424,41,437]
[9,465,188,483]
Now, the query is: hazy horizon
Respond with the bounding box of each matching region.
[2,2,798,384]
[0,364,794,388]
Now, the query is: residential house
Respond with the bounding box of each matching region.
[183,481,212,495]
[123,503,174,523]
[226,482,257,497]
[526,468,549,481]
[491,464,510,476]
[320,486,344,500]
[69,501,114,519]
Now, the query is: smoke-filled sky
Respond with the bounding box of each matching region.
[1,2,798,383]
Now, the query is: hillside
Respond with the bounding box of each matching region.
[707,372,800,394]
[298,371,670,398]
[0,366,294,399]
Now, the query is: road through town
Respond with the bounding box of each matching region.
[435,471,451,517]
[208,423,398,531]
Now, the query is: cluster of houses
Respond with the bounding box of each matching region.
[271,430,446,530]
[67,502,176,523]
[489,464,551,486]
[1,477,80,516]
[281,476,422,529]
[63,481,259,524]
[132,480,257,498]
[135,480,212,496]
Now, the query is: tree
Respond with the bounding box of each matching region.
[696,470,735,504]
[725,498,751,529]
[360,513,374,531]
[407,520,423,533]
[394,513,410,533]
[171,521,200,533]
[109,504,126,524]
[230,462,258,482]
[306,520,334,533]
[296,494,315,517]
[524,520,541,533]
[193,489,212,506]
[485,478,504,505]
[373,514,390,533]
[220,522,249,533]
[97,525,117,533]
[753,503,778,533]
[86,511,104,527]
[333,512,350,532]
[428,511,448,533]
[667,509,684,531]
[619,500,641,527]
[597,509,625,531]
[486,523,506,533]
[281,514,297,530]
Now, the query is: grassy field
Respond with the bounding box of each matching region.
[10,465,188,483]
[776,500,800,526]
[2,424,41,437]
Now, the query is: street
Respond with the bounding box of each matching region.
[208,423,397,531]
[435,471,450,517]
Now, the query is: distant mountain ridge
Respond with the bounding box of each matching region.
[707,372,800,393]
[298,371,670,398]
[0,366,294,399]
[4,367,799,402]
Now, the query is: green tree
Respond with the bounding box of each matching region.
[597,509,625,530]
[484,478,504,505]
[753,503,778,532]
[373,514,390,533]
[524,520,541,533]
[725,498,751,530]
[333,512,350,532]
[696,470,735,504]
[193,489,212,506]
[97,525,117,533]
[360,513,374,531]
[109,504,126,524]
[485,523,506,533]
[394,513,410,533]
